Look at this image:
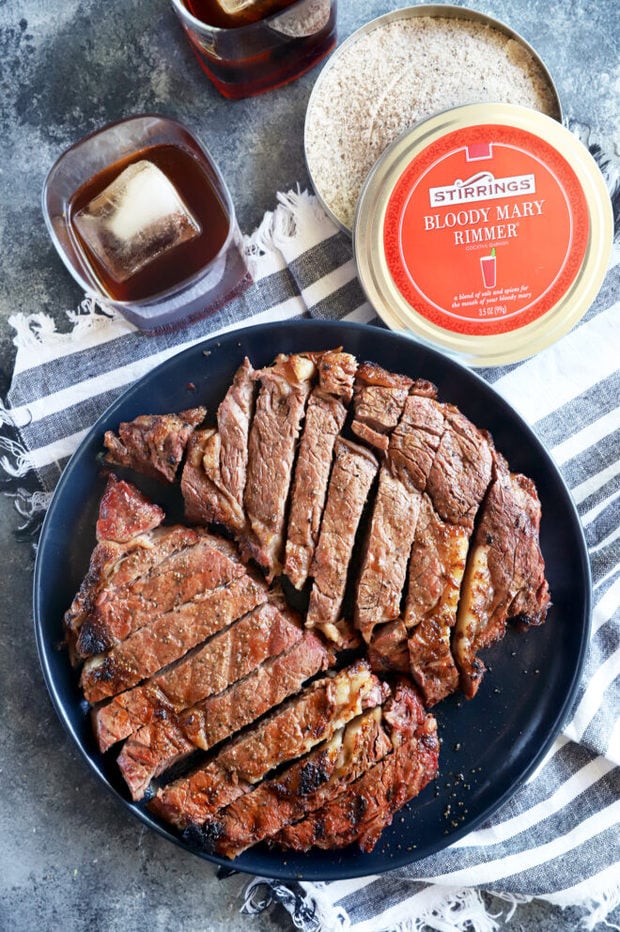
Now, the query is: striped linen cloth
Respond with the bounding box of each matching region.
[1,184,618,931]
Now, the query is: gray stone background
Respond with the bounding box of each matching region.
[0,1,617,930]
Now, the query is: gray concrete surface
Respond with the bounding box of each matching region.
[0,1,618,930]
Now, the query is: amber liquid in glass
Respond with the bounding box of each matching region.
[181,0,337,99]
[68,143,230,303]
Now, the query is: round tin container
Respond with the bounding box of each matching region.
[304,5,562,234]
[353,104,613,366]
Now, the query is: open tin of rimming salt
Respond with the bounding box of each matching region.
[304,5,613,365]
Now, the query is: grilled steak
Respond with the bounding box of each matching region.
[149,660,386,829]
[114,630,334,800]
[367,618,410,675]
[202,707,392,858]
[204,679,424,858]
[93,597,301,752]
[275,683,439,852]
[64,476,167,661]
[284,350,357,589]
[242,353,316,580]
[116,627,332,801]
[355,392,447,645]
[388,399,493,704]
[351,362,415,452]
[76,530,245,658]
[80,571,267,703]
[181,359,255,532]
[306,438,379,643]
[454,452,551,698]
[104,407,206,483]
[65,349,553,856]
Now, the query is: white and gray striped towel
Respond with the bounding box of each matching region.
[1,177,618,931]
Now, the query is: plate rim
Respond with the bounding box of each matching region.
[32,318,592,881]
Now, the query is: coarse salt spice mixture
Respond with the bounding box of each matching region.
[305,16,560,230]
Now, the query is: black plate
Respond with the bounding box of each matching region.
[33,319,591,881]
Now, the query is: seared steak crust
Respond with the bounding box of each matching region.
[80,571,267,703]
[76,530,243,658]
[104,407,206,483]
[116,628,332,801]
[454,452,551,698]
[276,685,439,853]
[149,660,385,828]
[181,359,255,533]
[204,707,392,858]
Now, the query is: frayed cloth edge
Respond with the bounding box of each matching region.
[241,878,620,932]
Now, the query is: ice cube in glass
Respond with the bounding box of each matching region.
[73,160,201,284]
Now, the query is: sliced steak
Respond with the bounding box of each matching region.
[351,362,414,452]
[149,660,385,829]
[355,468,422,642]
[275,684,439,853]
[388,398,493,704]
[425,405,494,531]
[355,393,446,645]
[454,453,551,699]
[203,707,392,858]
[181,359,255,533]
[103,407,206,483]
[80,571,267,703]
[64,476,166,661]
[306,438,379,642]
[367,619,410,675]
[113,630,334,795]
[284,351,357,589]
[93,597,301,752]
[242,353,316,580]
[76,531,244,658]
[404,493,468,705]
[116,628,332,802]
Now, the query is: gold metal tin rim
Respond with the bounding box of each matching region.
[353,103,613,367]
[304,4,563,235]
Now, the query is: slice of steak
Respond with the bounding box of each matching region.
[103,407,206,483]
[93,597,301,752]
[350,362,414,452]
[454,453,551,699]
[181,359,255,533]
[76,531,245,658]
[284,351,357,590]
[306,438,379,642]
[115,630,335,800]
[242,353,316,581]
[149,659,385,829]
[96,474,166,543]
[64,476,166,662]
[204,707,392,858]
[404,493,468,705]
[355,393,447,645]
[276,689,439,853]
[367,619,410,675]
[80,571,267,703]
[355,469,422,643]
[425,405,494,531]
[390,398,493,704]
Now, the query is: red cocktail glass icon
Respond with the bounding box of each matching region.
[480,247,497,288]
